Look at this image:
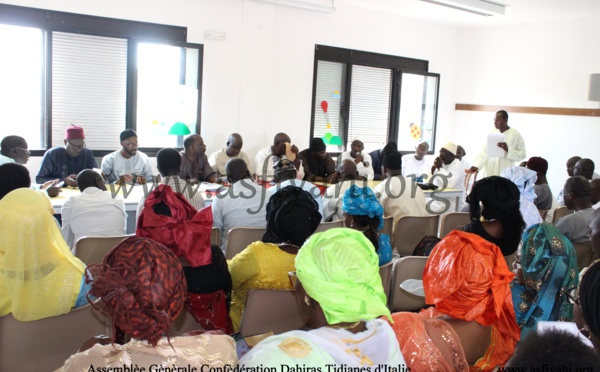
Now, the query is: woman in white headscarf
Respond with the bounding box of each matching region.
[501,166,543,229]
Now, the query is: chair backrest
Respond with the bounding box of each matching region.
[388,256,429,312]
[573,242,593,271]
[225,227,267,260]
[379,261,393,304]
[210,227,221,247]
[552,206,573,224]
[393,215,440,257]
[313,220,343,233]
[239,289,306,337]
[74,235,131,265]
[381,215,394,237]
[538,209,549,221]
[170,308,203,336]
[439,212,470,238]
[464,170,478,193]
[0,305,110,371]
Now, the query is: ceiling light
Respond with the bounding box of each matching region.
[419,0,505,16]
[254,0,335,13]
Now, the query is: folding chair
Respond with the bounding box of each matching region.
[439,212,470,238]
[393,215,440,257]
[74,235,131,265]
[313,220,343,233]
[225,227,266,260]
[552,206,573,224]
[379,261,393,304]
[239,289,306,337]
[388,256,428,312]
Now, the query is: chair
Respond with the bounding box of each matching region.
[381,215,394,237]
[573,242,593,271]
[170,308,204,336]
[379,261,393,304]
[0,304,110,371]
[464,170,478,194]
[313,220,343,233]
[552,206,573,224]
[538,209,549,221]
[210,226,221,247]
[74,235,131,265]
[239,289,306,337]
[438,212,470,238]
[225,227,266,260]
[388,256,429,312]
[393,215,440,257]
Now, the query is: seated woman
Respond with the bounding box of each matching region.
[573,259,600,359]
[342,184,392,265]
[511,223,578,339]
[58,236,237,370]
[240,228,405,366]
[501,166,543,229]
[0,188,90,321]
[137,184,232,333]
[461,176,526,256]
[228,186,321,331]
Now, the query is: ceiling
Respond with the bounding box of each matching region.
[338,0,600,27]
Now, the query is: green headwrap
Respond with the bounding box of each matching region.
[296,228,391,324]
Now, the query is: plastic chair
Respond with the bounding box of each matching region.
[381,215,394,237]
[393,215,440,257]
[0,305,110,371]
[439,212,470,238]
[74,235,131,265]
[225,227,266,260]
[210,227,221,247]
[379,261,393,304]
[573,242,593,271]
[239,289,306,337]
[552,206,573,224]
[313,220,343,233]
[538,209,549,220]
[170,308,204,336]
[388,256,429,312]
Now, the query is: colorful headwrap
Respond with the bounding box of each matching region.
[136,184,212,267]
[296,228,391,324]
[0,188,86,321]
[500,166,543,229]
[87,236,187,347]
[342,185,384,230]
[262,186,321,247]
[511,223,578,339]
[579,259,600,340]
[424,230,520,370]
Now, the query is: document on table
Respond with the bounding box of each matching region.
[487,133,505,158]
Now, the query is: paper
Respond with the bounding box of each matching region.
[487,133,505,158]
[198,182,224,192]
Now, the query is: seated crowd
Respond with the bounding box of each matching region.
[2,113,600,370]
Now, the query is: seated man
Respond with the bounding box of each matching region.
[370,141,398,181]
[323,159,365,222]
[179,134,218,184]
[61,169,127,250]
[0,163,31,199]
[208,133,250,178]
[591,179,600,209]
[374,151,428,225]
[573,158,598,181]
[297,138,337,183]
[254,132,303,182]
[338,139,374,181]
[101,129,153,184]
[401,140,431,182]
[431,142,465,210]
[212,158,272,251]
[272,158,324,219]
[36,125,97,186]
[526,156,553,210]
[0,135,30,165]
[137,147,205,221]
[555,176,594,243]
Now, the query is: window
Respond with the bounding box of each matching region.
[0,4,201,155]
[310,45,440,154]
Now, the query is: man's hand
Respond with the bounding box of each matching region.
[431,157,443,174]
[468,166,479,173]
[63,175,77,187]
[326,173,338,184]
[497,142,508,152]
[290,144,299,154]
[40,179,59,190]
[46,186,62,197]
[354,153,364,164]
[120,174,134,184]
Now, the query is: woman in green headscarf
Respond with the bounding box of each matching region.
[239,228,405,367]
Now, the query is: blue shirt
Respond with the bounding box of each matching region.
[36,147,97,183]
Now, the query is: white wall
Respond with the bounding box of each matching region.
[455,17,600,196]
[4,0,461,180]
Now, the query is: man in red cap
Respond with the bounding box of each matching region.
[36,124,97,187]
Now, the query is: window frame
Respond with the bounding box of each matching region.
[310,45,436,155]
[0,4,196,157]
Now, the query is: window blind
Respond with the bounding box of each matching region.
[313,60,344,150]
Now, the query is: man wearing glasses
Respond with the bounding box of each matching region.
[0,135,30,166]
[36,125,97,187]
[101,129,153,184]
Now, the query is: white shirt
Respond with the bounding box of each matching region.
[275,179,325,221]
[322,179,367,222]
[401,154,432,181]
[374,175,429,224]
[136,176,205,221]
[339,151,374,181]
[0,154,15,166]
[473,127,526,177]
[432,158,466,212]
[211,179,273,251]
[61,187,127,251]
[101,150,153,183]
[208,148,251,176]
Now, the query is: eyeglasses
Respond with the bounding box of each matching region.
[566,286,579,305]
[67,141,86,150]
[11,147,30,155]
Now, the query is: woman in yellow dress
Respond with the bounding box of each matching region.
[228,185,321,331]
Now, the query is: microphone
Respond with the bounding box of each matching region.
[356,152,368,167]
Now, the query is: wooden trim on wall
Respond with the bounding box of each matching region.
[456,104,600,117]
